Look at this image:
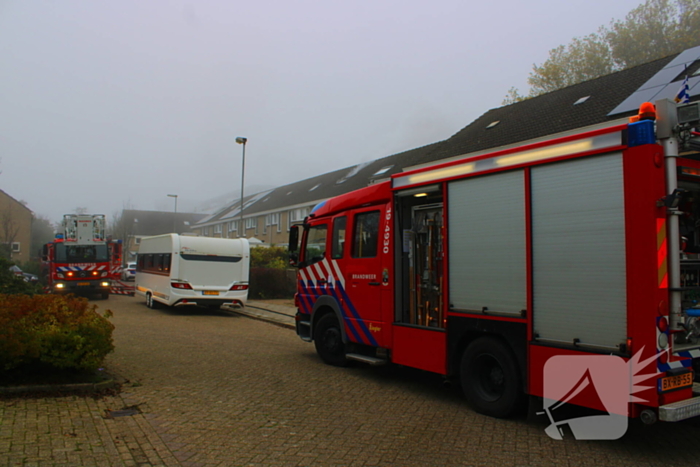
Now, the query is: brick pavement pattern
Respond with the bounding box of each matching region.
[3,294,700,466]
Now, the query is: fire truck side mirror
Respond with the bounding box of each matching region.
[288,226,299,267]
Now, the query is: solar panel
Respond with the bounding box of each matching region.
[608,45,700,117]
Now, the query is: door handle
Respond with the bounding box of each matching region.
[317,279,327,285]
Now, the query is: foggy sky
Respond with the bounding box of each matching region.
[0,0,646,224]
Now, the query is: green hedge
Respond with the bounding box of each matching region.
[0,294,114,372]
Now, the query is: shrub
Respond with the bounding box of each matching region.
[0,256,42,296]
[250,246,290,270]
[0,294,114,372]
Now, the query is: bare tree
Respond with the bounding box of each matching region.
[31,215,56,260]
[109,202,138,265]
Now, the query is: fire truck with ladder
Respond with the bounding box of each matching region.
[289,99,700,424]
[42,214,130,298]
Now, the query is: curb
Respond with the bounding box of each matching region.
[0,376,119,396]
[223,304,296,330]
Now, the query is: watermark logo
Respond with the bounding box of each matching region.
[540,349,660,440]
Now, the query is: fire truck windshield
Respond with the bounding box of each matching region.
[54,244,109,263]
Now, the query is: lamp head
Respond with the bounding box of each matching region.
[236,137,247,145]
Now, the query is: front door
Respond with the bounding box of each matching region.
[337,205,390,348]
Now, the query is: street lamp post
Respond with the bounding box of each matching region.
[167,194,178,233]
[235,137,247,238]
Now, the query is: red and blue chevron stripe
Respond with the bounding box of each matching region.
[299,258,378,347]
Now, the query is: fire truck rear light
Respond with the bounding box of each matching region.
[230,284,249,291]
[55,283,65,289]
[67,272,74,277]
[658,333,669,349]
[171,282,192,290]
[57,273,65,278]
[92,271,99,276]
[658,317,669,332]
[659,351,669,365]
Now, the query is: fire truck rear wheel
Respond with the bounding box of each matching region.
[314,313,348,367]
[460,337,523,418]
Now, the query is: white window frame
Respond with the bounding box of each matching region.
[11,242,20,253]
[214,224,222,234]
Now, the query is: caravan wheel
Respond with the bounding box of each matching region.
[146,293,159,309]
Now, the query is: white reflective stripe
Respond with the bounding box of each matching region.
[305,266,318,284]
[330,259,345,288]
[299,268,310,285]
[666,361,686,370]
[312,262,326,282]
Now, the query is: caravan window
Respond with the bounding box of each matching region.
[137,253,173,274]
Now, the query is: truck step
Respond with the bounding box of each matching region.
[346,353,387,366]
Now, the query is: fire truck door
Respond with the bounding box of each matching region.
[341,207,388,348]
[392,189,447,374]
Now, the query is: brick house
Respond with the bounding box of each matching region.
[0,190,33,263]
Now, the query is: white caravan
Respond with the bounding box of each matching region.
[135,234,250,309]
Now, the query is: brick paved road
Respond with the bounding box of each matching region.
[3,294,700,466]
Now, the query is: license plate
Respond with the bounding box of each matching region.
[660,372,694,392]
[203,291,219,296]
[77,282,90,286]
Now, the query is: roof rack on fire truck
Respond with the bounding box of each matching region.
[61,214,106,245]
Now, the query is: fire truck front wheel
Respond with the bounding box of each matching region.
[460,337,523,418]
[314,313,348,367]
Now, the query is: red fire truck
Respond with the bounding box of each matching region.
[42,214,124,299]
[289,99,700,424]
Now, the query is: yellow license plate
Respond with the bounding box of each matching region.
[77,282,90,286]
[203,291,219,296]
[660,372,693,392]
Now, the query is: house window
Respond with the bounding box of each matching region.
[214,224,222,234]
[229,221,238,232]
[245,218,255,230]
[203,227,209,236]
[11,242,20,253]
[266,213,280,226]
[135,237,141,245]
[288,207,311,231]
